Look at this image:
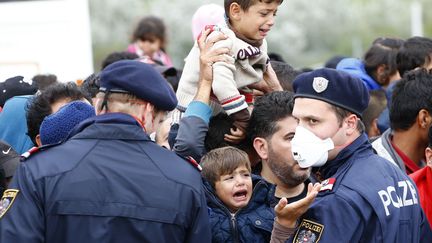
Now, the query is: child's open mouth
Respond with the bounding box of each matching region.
[259,28,269,37]
[233,189,248,201]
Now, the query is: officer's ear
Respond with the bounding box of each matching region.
[344,114,358,136]
[425,147,432,168]
[35,134,42,147]
[253,137,269,161]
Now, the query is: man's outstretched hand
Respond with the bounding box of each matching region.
[274,183,322,228]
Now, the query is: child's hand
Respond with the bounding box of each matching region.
[224,126,246,144]
[274,183,321,228]
[252,62,283,93]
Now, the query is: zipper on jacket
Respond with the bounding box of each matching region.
[229,181,266,243]
[230,213,240,243]
[204,179,269,242]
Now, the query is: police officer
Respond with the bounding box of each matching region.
[288,68,432,242]
[0,60,211,242]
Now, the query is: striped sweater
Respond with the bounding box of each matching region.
[175,25,268,118]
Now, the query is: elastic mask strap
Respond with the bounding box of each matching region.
[100,90,111,112]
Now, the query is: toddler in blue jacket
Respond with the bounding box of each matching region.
[201,146,276,242]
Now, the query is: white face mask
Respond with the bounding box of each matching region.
[291,126,335,168]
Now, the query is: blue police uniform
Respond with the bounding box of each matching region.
[0,60,210,242]
[0,113,211,242]
[289,68,432,243]
[289,134,432,243]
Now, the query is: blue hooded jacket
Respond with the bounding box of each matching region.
[0,95,34,154]
[336,58,381,90]
[203,175,276,243]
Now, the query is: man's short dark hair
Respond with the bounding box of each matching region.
[428,126,432,148]
[396,37,432,77]
[390,69,432,131]
[32,74,58,91]
[80,73,100,99]
[26,82,91,144]
[364,37,404,86]
[247,91,294,144]
[363,90,387,134]
[205,113,235,152]
[101,51,139,70]
[330,105,365,133]
[271,61,300,92]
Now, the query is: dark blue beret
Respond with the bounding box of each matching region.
[99,60,177,111]
[293,68,369,118]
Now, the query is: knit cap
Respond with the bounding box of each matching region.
[40,101,96,145]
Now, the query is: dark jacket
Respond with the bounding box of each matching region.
[204,175,276,243]
[290,134,432,243]
[0,113,211,243]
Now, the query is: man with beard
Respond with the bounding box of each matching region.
[247,91,313,204]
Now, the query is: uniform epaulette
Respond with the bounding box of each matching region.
[319,178,336,192]
[178,155,202,172]
[20,142,62,161]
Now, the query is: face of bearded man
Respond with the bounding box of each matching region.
[266,117,311,187]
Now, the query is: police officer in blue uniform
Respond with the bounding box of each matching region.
[288,68,432,242]
[0,60,211,242]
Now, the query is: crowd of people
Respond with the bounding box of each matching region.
[0,0,432,242]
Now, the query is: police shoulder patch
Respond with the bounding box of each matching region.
[293,219,324,243]
[0,189,19,218]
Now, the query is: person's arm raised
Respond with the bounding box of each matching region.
[270,183,321,243]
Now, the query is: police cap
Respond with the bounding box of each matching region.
[99,60,177,111]
[293,68,369,118]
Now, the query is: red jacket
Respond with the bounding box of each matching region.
[410,166,432,227]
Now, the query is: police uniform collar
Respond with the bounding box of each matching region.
[319,133,370,179]
[67,113,151,141]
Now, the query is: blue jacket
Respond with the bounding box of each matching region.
[0,113,211,243]
[204,175,276,243]
[289,134,432,243]
[336,58,381,90]
[0,95,34,154]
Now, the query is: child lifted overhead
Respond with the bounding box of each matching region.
[175,0,283,141]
